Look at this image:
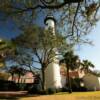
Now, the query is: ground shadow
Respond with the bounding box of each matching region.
[0,94,41,100]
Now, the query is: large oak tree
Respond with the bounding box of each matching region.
[12,25,69,90]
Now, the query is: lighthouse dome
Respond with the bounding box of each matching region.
[44,14,56,25]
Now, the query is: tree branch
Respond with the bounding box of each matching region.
[7,0,83,14]
[65,3,80,38]
[34,49,42,64]
[33,59,40,64]
[94,4,100,20]
[72,3,80,34]
[31,65,41,70]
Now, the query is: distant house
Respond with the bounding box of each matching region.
[60,64,100,91]
[82,73,100,91]
[60,64,85,87]
[8,71,35,84]
[7,64,100,91]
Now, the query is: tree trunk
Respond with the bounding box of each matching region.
[41,62,47,90]
[41,67,46,90]
[66,65,72,93]
[18,74,21,84]
[11,73,14,81]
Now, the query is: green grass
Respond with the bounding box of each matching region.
[56,91,100,95]
[19,91,100,100]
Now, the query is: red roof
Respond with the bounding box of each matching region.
[60,70,79,78]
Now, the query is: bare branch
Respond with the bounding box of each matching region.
[72,3,80,35]
[31,66,41,70]
[5,0,83,14]
[34,49,42,64]
[65,3,80,38]
[32,59,40,64]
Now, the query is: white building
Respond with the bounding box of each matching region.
[44,14,62,89]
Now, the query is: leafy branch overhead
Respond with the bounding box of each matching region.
[0,0,99,42]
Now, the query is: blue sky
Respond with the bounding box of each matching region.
[0,19,21,39]
[75,21,100,70]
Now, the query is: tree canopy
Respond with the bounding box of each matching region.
[0,0,99,43]
[59,50,80,93]
[81,59,95,72]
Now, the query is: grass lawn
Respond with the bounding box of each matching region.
[19,91,100,100]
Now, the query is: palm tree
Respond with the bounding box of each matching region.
[8,66,15,81]
[16,67,25,83]
[81,60,94,73]
[8,66,25,83]
[60,51,80,93]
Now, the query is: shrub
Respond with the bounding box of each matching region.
[39,88,63,95]
[0,79,19,91]
[47,88,56,94]
[80,87,87,92]
[28,84,40,94]
[62,87,68,92]
[70,78,81,91]
[16,83,26,91]
[39,90,48,95]
[56,88,63,93]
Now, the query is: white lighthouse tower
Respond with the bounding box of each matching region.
[44,14,62,89]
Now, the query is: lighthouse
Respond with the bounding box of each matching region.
[44,14,62,89]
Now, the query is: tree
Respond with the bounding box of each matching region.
[59,51,80,93]
[12,25,68,90]
[11,46,39,74]
[81,60,94,72]
[0,0,99,43]
[0,39,16,68]
[16,67,25,83]
[8,66,25,83]
[8,66,15,81]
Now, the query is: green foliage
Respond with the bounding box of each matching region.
[70,78,87,92]
[0,39,15,51]
[55,88,63,93]
[8,66,26,83]
[81,59,95,72]
[61,87,68,92]
[60,50,80,93]
[60,50,80,70]
[0,79,19,91]
[12,25,68,90]
[47,88,56,94]
[0,0,99,44]
[0,39,16,67]
[13,25,67,67]
[38,90,48,95]
[71,78,81,89]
